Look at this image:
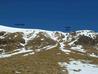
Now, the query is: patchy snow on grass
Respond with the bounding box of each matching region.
[35,43,58,52]
[0,36,5,39]
[0,43,58,58]
[0,48,33,58]
[70,45,85,53]
[68,39,78,46]
[23,52,35,56]
[90,53,98,58]
[45,43,58,50]
[41,38,44,41]
[58,60,98,74]
[60,42,71,54]
[76,30,96,39]
[15,70,21,74]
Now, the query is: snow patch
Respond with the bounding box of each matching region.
[70,45,85,53]
[90,53,98,58]
[0,48,33,58]
[76,30,96,39]
[23,52,35,56]
[58,60,98,74]
[60,42,71,53]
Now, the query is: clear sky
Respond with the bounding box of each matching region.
[0,0,98,32]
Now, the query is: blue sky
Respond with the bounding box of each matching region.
[0,0,98,32]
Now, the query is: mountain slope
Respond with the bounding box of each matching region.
[0,25,98,74]
[0,25,98,58]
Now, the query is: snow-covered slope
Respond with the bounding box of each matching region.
[76,30,96,39]
[0,25,97,41]
[0,25,69,41]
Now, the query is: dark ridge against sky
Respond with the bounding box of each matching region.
[0,0,98,32]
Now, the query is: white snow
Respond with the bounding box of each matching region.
[70,45,85,53]
[23,52,35,56]
[68,38,78,46]
[35,43,58,52]
[0,49,5,54]
[0,48,33,58]
[41,38,44,41]
[0,36,5,39]
[60,42,71,53]
[58,60,98,74]
[63,33,73,42]
[0,49,3,51]
[90,53,98,58]
[76,30,96,39]
[45,43,58,50]
[15,71,21,74]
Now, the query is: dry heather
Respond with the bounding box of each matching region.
[0,32,25,52]
[26,32,56,50]
[0,47,69,74]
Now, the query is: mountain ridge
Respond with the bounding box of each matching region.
[0,25,98,58]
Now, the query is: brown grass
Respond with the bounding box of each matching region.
[0,45,98,74]
[0,46,69,74]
